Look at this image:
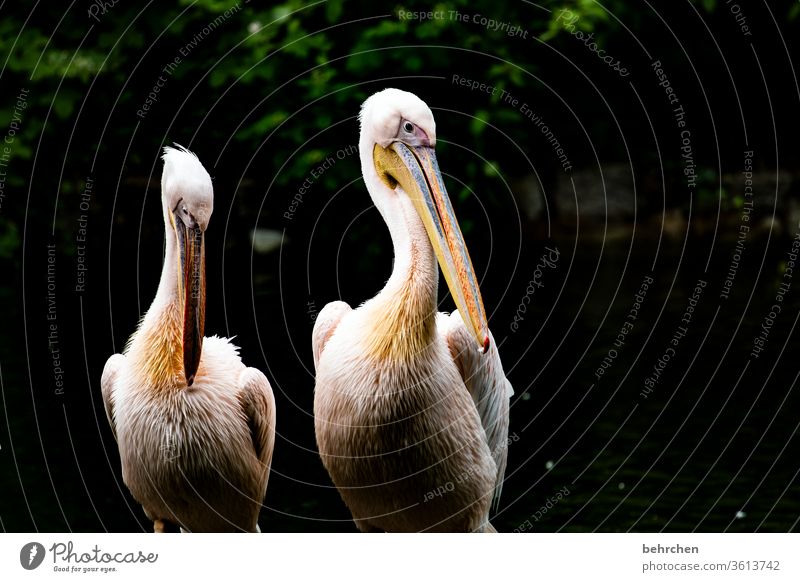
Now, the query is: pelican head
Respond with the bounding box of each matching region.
[161,145,213,386]
[359,89,489,352]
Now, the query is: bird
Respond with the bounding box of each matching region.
[312,89,513,532]
[102,145,275,533]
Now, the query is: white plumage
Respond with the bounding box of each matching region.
[102,146,275,533]
[313,90,512,532]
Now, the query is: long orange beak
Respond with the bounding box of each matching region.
[373,142,490,353]
[174,212,205,385]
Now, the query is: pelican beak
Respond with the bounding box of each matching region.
[173,210,205,386]
[373,142,490,353]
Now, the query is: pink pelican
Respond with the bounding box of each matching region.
[102,146,275,532]
[313,89,513,532]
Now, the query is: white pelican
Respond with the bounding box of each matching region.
[313,89,513,532]
[102,146,275,533]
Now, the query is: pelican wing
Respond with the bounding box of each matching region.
[312,301,352,371]
[101,353,126,441]
[439,311,513,507]
[238,367,276,469]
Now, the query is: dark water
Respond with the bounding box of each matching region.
[2,194,799,532]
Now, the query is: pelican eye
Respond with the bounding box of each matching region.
[402,121,414,133]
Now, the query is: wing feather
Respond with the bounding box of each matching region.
[312,301,351,371]
[101,353,126,442]
[238,367,276,470]
[439,311,513,508]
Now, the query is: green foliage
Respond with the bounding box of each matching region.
[694,168,719,210]
[0,0,795,246]
[0,0,548,211]
[698,0,717,13]
[541,0,610,41]
[0,219,19,259]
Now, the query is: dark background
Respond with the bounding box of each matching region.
[1,0,799,532]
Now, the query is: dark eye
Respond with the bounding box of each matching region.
[402,121,414,133]
[182,206,188,215]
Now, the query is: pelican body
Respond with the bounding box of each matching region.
[313,90,512,532]
[102,146,275,533]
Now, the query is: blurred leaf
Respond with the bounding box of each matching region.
[0,220,20,259]
[470,109,489,136]
[483,160,501,178]
[540,0,610,41]
[700,0,716,12]
[238,110,290,141]
[325,0,344,22]
[53,91,76,119]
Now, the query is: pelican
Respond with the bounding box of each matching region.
[102,146,275,533]
[313,89,513,532]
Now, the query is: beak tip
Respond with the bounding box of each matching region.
[482,335,490,354]
[186,373,195,387]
